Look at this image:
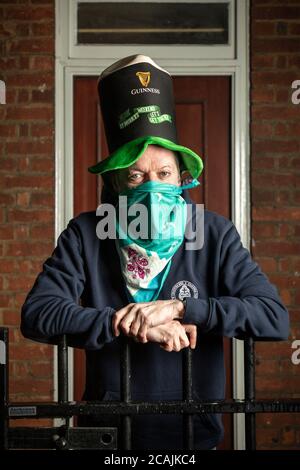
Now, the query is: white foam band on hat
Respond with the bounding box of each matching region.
[99,54,170,82]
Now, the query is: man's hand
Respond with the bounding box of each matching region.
[113,299,185,342]
[146,321,197,352]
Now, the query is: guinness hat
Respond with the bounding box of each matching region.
[88,55,203,179]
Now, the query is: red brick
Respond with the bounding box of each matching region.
[253,6,300,20]
[0,193,15,206]
[13,378,53,395]
[289,23,300,35]
[14,224,30,240]
[29,56,54,71]
[256,257,277,273]
[252,55,275,69]
[15,23,30,37]
[29,158,54,173]
[252,140,299,154]
[11,342,52,361]
[30,361,53,378]
[276,89,290,103]
[252,173,300,189]
[253,38,300,53]
[251,122,274,137]
[278,258,291,273]
[289,56,300,68]
[6,275,37,291]
[5,7,54,21]
[6,106,53,121]
[9,73,53,88]
[0,124,17,137]
[256,427,280,447]
[3,175,53,190]
[31,123,54,138]
[16,192,30,207]
[0,225,13,239]
[281,427,296,446]
[10,38,54,54]
[6,140,53,155]
[252,71,297,86]
[253,241,300,256]
[32,89,54,103]
[252,21,276,36]
[30,192,53,207]
[251,157,275,170]
[2,310,20,326]
[17,90,29,103]
[31,22,54,36]
[30,224,53,239]
[5,241,53,257]
[252,223,276,238]
[252,105,300,119]
[251,88,275,103]
[0,294,14,308]
[0,260,15,273]
[8,209,53,223]
[253,207,300,221]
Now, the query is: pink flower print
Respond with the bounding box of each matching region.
[126,247,150,280]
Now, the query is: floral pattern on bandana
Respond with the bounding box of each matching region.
[127,247,150,280]
[118,243,169,298]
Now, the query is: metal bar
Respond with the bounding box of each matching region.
[120,338,131,450]
[183,347,194,449]
[57,335,68,403]
[6,399,300,419]
[8,426,117,450]
[244,338,256,450]
[0,328,8,450]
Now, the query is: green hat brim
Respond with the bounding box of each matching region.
[88,136,203,179]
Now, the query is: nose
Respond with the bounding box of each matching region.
[147,172,160,182]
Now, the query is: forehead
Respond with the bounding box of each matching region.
[129,145,178,170]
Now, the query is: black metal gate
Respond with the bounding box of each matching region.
[1,328,299,450]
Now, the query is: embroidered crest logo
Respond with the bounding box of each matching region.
[171,280,199,301]
[136,71,151,87]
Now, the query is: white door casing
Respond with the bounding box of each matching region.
[55,0,250,449]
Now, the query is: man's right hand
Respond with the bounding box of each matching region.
[146,321,197,352]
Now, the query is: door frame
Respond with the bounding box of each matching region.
[55,0,250,450]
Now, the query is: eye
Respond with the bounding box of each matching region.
[159,171,171,178]
[128,173,143,182]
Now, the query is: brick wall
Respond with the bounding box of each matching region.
[0,0,55,413]
[251,0,300,449]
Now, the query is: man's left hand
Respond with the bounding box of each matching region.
[112,299,185,342]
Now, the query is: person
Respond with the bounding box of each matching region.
[21,55,289,450]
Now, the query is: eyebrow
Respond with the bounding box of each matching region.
[128,164,173,173]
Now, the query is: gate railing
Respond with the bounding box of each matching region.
[1,327,300,450]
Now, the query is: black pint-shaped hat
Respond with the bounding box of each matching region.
[88,55,203,179]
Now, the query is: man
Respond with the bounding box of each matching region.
[21,55,289,450]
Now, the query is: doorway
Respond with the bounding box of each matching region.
[73,75,232,449]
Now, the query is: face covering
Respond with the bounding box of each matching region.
[115,178,199,303]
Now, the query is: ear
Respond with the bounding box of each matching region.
[180,170,193,186]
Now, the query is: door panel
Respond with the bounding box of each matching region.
[73,75,232,449]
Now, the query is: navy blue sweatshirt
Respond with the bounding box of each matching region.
[21,204,289,450]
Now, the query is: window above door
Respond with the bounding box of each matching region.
[63,0,236,60]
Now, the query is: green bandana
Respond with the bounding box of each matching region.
[115,179,199,303]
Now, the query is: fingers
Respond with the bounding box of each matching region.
[112,304,134,336]
[182,324,197,349]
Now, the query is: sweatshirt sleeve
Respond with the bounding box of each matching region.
[183,222,290,341]
[21,219,115,350]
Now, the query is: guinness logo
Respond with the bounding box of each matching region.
[136,71,150,87]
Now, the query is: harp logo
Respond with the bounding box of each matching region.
[136,71,151,87]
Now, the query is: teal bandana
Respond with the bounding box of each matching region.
[115,179,199,303]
